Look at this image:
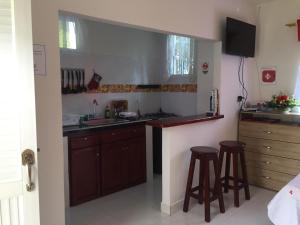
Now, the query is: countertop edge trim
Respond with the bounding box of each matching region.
[146,115,224,128]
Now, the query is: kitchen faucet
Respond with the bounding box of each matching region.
[92,99,98,117]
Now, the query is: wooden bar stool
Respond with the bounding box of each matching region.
[219,141,250,207]
[183,146,225,223]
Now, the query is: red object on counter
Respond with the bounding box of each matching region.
[298,19,300,42]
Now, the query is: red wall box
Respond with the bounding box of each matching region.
[262,69,276,83]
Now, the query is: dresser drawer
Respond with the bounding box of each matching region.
[240,136,300,160]
[247,166,294,191]
[245,151,300,176]
[240,121,300,143]
[70,135,99,149]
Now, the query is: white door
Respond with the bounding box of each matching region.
[0,0,40,224]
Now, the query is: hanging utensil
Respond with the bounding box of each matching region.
[66,70,71,94]
[61,68,64,94]
[77,70,82,93]
[71,70,76,93]
[82,69,87,92]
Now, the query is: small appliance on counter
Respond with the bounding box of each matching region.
[119,111,138,120]
[207,88,219,116]
[63,114,81,126]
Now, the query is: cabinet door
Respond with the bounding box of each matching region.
[128,137,146,185]
[101,142,128,195]
[70,146,100,206]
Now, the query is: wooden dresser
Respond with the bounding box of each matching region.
[239,120,300,191]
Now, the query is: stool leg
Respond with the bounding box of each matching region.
[183,154,196,212]
[224,151,231,193]
[233,152,240,207]
[204,159,210,222]
[198,159,205,204]
[218,149,224,177]
[213,157,225,214]
[240,151,250,200]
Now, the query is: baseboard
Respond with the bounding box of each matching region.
[161,199,184,215]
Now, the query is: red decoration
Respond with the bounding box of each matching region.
[262,69,276,83]
[202,62,209,74]
[297,19,300,42]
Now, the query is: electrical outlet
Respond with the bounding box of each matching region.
[237,96,244,102]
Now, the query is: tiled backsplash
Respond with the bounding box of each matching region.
[87,84,197,93]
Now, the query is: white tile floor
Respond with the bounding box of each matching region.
[67,176,276,225]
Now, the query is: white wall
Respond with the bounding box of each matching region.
[62,92,162,116]
[197,41,216,113]
[248,0,300,102]
[31,0,257,224]
[61,18,164,84]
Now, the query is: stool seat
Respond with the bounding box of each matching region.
[191,146,218,155]
[219,141,245,149]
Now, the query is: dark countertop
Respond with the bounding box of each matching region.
[146,114,224,128]
[63,118,151,136]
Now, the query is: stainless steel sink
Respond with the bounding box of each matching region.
[81,118,129,126]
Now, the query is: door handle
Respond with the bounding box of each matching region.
[22,149,35,192]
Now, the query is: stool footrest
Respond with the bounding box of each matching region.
[190,186,220,203]
[223,183,245,190]
[220,176,244,183]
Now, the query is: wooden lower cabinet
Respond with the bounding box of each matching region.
[101,137,146,195]
[69,124,146,206]
[101,141,128,195]
[69,146,100,206]
[128,137,146,185]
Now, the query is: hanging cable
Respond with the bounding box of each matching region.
[241,57,248,107]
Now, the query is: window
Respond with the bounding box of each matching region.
[167,35,195,75]
[59,16,77,50]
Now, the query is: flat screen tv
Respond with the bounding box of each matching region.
[225,17,256,58]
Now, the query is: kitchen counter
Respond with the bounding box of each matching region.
[146,114,224,128]
[63,118,151,136]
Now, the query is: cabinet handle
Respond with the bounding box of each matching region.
[264,161,271,165]
[84,137,88,141]
[263,176,271,180]
[264,146,272,150]
[96,153,100,157]
[264,131,272,134]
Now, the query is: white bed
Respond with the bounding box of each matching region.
[268,174,300,225]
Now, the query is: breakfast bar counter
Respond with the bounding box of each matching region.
[146,114,224,128]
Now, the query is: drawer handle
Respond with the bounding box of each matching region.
[264,146,272,150]
[264,131,272,134]
[264,161,271,165]
[263,176,271,180]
